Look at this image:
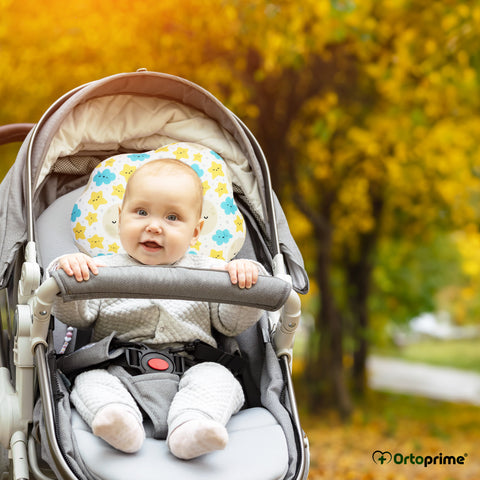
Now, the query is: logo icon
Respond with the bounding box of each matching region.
[372,450,392,465]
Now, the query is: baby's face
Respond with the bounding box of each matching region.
[118,171,203,265]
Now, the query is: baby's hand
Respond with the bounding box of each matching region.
[226,259,259,289]
[56,253,104,282]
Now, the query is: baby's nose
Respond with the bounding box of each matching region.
[146,221,162,233]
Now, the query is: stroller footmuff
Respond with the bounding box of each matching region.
[0,71,310,480]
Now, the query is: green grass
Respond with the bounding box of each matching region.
[373,337,480,373]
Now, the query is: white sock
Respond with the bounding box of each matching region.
[91,404,145,453]
[168,419,228,460]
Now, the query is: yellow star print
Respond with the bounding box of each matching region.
[173,147,189,160]
[193,153,203,162]
[202,181,211,194]
[72,223,86,240]
[87,235,104,250]
[119,164,137,181]
[234,216,244,232]
[210,250,225,260]
[85,212,98,226]
[191,240,201,251]
[104,158,116,167]
[112,184,125,200]
[108,243,121,253]
[154,146,170,153]
[208,161,224,179]
[215,183,228,197]
[88,192,108,211]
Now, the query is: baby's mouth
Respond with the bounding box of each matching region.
[141,241,163,251]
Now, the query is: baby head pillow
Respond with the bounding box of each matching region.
[71,142,245,261]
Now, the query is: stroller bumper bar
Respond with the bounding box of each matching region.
[50,265,291,310]
[30,266,299,354]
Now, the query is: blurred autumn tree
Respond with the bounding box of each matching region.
[2,0,480,416]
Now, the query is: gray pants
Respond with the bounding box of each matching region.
[70,362,245,440]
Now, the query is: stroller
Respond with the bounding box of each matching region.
[0,70,310,480]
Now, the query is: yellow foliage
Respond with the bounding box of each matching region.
[2,0,480,331]
[454,229,480,279]
[304,392,480,479]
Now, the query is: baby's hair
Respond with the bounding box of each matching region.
[124,158,204,217]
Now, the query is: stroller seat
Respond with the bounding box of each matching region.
[34,145,291,480]
[72,408,288,480]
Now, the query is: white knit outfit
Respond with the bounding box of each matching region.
[51,253,263,454]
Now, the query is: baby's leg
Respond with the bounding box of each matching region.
[71,369,145,453]
[167,362,244,459]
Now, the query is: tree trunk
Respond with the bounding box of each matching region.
[347,192,384,395]
[304,224,352,418]
[348,259,370,395]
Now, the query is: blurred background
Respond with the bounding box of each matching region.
[2,0,480,478]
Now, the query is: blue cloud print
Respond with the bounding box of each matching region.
[127,153,150,162]
[210,150,222,160]
[213,229,233,246]
[221,197,238,215]
[71,204,81,222]
[191,164,204,178]
[93,169,116,186]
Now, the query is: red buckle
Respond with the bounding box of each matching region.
[123,345,186,374]
[147,358,170,371]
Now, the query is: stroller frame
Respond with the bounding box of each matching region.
[0,71,309,480]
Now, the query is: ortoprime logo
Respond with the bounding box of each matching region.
[372,450,468,468]
[372,450,392,465]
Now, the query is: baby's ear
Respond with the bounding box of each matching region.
[190,218,204,245]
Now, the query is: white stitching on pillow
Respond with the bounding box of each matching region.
[71,142,245,261]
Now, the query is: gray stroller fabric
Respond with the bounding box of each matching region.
[0,130,31,287]
[108,365,179,440]
[51,266,291,310]
[33,315,298,480]
[33,352,93,480]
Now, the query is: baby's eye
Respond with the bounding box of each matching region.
[166,214,178,221]
[136,209,148,216]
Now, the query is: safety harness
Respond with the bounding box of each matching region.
[56,332,246,378]
[110,339,246,375]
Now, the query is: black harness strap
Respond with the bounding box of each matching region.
[57,334,246,377]
[112,339,246,376]
[185,340,245,375]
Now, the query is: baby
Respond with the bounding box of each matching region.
[51,158,262,459]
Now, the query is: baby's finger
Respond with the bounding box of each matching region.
[71,259,89,282]
[235,262,248,289]
[93,257,107,268]
[58,258,74,277]
[228,266,238,285]
[243,264,258,289]
[87,258,99,276]
[250,265,259,286]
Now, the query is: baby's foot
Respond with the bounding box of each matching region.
[168,419,228,460]
[92,404,145,453]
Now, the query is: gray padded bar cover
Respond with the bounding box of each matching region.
[51,266,291,311]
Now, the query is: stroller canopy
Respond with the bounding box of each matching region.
[0,71,308,294]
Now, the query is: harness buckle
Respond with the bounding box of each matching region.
[113,339,244,376]
[123,345,186,374]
